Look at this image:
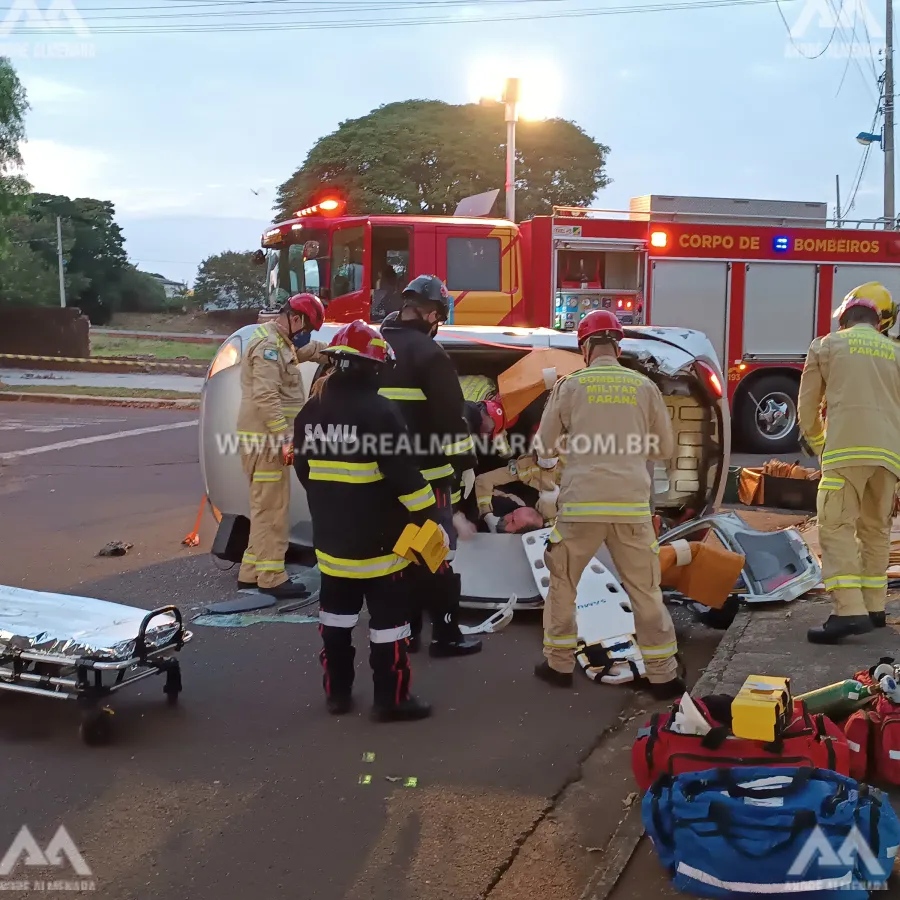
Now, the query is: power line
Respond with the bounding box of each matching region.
[825,0,878,101]
[2,0,801,34]
[843,85,884,217]
[775,0,843,59]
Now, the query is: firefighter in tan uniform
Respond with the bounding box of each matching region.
[798,282,900,644]
[236,293,329,598]
[532,310,683,699]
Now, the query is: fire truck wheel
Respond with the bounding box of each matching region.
[737,374,799,455]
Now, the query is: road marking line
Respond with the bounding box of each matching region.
[0,420,198,461]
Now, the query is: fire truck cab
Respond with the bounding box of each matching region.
[260,194,900,453]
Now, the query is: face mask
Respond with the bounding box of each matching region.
[292,331,311,349]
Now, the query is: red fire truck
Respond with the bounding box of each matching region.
[259,195,900,453]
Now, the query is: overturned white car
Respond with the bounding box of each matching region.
[200,323,819,614]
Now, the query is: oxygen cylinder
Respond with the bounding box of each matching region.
[797,680,879,718]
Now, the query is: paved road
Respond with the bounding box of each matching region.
[0,368,206,393]
[1,403,709,900]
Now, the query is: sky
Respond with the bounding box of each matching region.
[4,0,893,286]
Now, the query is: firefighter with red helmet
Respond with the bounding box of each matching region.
[293,320,438,720]
[380,275,482,657]
[533,309,682,698]
[235,293,328,598]
[799,282,900,644]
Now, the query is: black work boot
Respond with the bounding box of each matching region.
[326,694,354,716]
[533,661,573,687]
[635,677,688,701]
[870,611,887,628]
[259,580,310,601]
[237,580,257,590]
[371,695,432,722]
[429,573,482,657]
[807,614,874,645]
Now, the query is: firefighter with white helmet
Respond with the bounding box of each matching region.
[799,282,900,644]
[293,320,438,720]
[236,292,329,598]
[532,309,682,698]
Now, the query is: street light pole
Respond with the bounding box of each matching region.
[56,215,67,308]
[503,77,520,222]
[885,0,895,227]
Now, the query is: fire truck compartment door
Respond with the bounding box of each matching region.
[831,265,900,333]
[744,262,816,356]
[650,260,728,368]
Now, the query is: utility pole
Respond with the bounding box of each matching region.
[836,173,842,226]
[56,216,66,307]
[503,77,519,223]
[885,0,895,228]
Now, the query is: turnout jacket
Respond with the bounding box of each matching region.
[379,319,477,489]
[293,379,438,579]
[798,323,900,478]
[535,353,674,523]
[236,321,328,443]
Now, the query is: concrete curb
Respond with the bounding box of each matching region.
[583,606,752,900]
[0,391,200,410]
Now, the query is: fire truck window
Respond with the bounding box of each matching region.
[447,237,501,292]
[331,226,365,299]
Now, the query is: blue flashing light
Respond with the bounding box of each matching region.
[773,236,790,253]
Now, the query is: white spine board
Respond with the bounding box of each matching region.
[522,529,645,684]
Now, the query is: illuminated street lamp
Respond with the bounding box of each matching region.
[503,77,520,223]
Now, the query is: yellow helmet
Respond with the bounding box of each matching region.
[834,282,898,334]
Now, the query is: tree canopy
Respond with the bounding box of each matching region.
[192,250,265,310]
[0,57,28,228]
[275,99,610,222]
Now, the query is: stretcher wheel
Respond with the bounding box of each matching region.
[163,661,182,706]
[80,707,113,746]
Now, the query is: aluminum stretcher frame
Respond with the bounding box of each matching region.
[0,586,192,745]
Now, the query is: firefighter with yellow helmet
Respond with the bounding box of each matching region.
[798,281,900,644]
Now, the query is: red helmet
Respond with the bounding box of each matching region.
[324,319,391,364]
[484,399,506,435]
[577,309,624,344]
[283,292,325,331]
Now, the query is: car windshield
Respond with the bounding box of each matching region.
[265,233,328,306]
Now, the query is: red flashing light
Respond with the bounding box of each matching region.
[294,197,346,218]
[626,301,633,309]
[617,299,623,309]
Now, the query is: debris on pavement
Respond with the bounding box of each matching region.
[192,613,318,628]
[96,541,133,557]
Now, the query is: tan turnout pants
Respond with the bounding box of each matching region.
[543,519,678,683]
[817,465,897,616]
[238,446,291,589]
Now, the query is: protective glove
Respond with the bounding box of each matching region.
[484,513,500,533]
[453,511,477,540]
[461,468,476,499]
[437,524,451,550]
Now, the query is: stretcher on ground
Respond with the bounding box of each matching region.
[0,585,191,745]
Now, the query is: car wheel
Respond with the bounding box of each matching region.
[737,375,800,454]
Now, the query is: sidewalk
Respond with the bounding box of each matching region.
[606,594,900,900]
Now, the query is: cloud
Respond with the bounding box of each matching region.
[20,76,86,105]
[20,139,109,196]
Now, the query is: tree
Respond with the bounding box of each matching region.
[0,58,28,232]
[117,266,168,312]
[193,250,265,309]
[275,100,610,222]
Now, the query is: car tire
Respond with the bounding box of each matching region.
[737,375,800,454]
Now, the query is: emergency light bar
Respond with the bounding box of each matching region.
[294,198,346,218]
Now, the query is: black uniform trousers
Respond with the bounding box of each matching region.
[408,484,464,644]
[318,570,412,706]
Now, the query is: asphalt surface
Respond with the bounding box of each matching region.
[0,402,701,900]
[1,368,205,392]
